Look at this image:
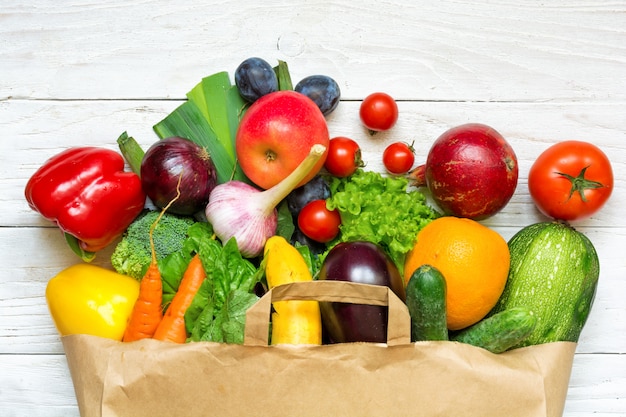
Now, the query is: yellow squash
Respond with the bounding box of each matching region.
[46,263,140,340]
[263,236,322,345]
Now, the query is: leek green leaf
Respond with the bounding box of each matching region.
[153,71,251,184]
[187,72,234,159]
[153,100,237,184]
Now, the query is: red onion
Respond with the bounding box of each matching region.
[141,137,217,215]
[205,144,326,258]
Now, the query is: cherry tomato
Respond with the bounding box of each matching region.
[383,141,415,174]
[359,92,399,132]
[324,136,363,177]
[528,140,613,221]
[297,199,341,243]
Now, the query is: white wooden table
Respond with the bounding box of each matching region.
[1,1,624,416]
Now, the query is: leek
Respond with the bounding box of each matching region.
[117,131,144,175]
[153,72,249,184]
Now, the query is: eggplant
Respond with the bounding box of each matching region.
[318,241,405,343]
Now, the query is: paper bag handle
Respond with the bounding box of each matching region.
[244,280,411,347]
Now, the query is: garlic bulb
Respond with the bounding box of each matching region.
[205,144,327,257]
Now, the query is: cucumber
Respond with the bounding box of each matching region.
[489,221,599,347]
[405,264,448,342]
[451,307,537,353]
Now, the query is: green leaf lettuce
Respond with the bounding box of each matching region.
[326,169,440,274]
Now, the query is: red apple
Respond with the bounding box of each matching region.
[236,90,330,190]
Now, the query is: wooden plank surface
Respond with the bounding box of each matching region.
[1,1,625,102]
[1,1,624,416]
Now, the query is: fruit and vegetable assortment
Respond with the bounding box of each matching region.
[26,57,612,355]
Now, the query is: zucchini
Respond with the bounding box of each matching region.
[406,264,448,342]
[489,221,599,347]
[451,307,536,353]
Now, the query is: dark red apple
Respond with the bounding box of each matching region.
[409,123,518,220]
[236,90,330,190]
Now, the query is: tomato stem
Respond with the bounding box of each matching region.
[354,148,365,168]
[556,166,604,203]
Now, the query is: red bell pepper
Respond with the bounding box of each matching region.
[25,147,146,261]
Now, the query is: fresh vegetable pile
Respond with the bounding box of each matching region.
[27,58,613,355]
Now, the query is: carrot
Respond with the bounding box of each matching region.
[122,173,183,343]
[121,259,163,342]
[153,254,206,343]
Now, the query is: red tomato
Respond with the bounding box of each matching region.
[325,137,363,177]
[383,141,415,174]
[359,92,399,132]
[528,140,613,221]
[297,199,341,243]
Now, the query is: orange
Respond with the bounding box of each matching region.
[404,216,510,330]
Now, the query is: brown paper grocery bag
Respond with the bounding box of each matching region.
[62,280,576,417]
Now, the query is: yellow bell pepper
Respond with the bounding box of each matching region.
[46,263,140,341]
[263,236,322,345]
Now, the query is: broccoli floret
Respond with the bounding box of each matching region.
[111,210,196,280]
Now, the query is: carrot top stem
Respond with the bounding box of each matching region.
[149,171,184,264]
